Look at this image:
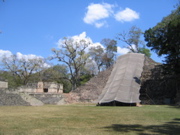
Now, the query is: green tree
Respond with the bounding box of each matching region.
[139,46,151,58]
[41,64,72,93]
[79,73,93,85]
[117,26,151,57]
[0,70,19,88]
[51,37,90,90]
[144,6,180,75]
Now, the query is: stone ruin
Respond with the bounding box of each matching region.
[65,55,180,105]
[0,82,64,106]
[1,54,180,106]
[0,81,8,89]
[18,82,63,93]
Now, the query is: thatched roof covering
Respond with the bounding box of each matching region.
[98,53,144,104]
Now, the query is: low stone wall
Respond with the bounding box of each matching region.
[18,86,37,93]
[0,89,30,106]
[17,82,63,93]
[29,93,64,105]
[0,88,65,106]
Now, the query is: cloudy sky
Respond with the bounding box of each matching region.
[0,0,178,63]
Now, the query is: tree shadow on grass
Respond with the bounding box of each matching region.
[103,118,180,135]
[168,105,180,109]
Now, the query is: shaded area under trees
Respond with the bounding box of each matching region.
[103,118,180,135]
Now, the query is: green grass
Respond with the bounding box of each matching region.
[0,105,179,135]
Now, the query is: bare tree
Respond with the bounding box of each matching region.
[101,38,117,68]
[51,37,90,90]
[117,26,144,53]
[117,26,151,57]
[1,54,48,86]
[84,59,98,75]
[89,45,104,73]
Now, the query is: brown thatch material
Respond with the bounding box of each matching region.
[98,53,145,104]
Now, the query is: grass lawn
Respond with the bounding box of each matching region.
[0,104,180,135]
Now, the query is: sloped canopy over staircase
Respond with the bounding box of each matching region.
[98,53,145,104]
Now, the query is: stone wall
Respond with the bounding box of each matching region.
[29,93,64,104]
[0,81,8,89]
[0,89,64,106]
[18,82,63,93]
[0,89,30,106]
[140,56,179,105]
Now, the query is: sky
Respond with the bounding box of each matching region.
[0,0,178,64]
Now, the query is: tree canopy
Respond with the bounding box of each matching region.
[41,64,72,93]
[144,6,180,75]
[51,37,91,90]
[0,54,48,87]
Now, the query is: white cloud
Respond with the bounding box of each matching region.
[86,42,105,52]
[114,8,139,22]
[71,32,93,44]
[88,42,104,49]
[83,3,114,28]
[117,46,129,55]
[16,52,43,61]
[0,50,50,68]
[57,32,93,48]
[117,44,139,55]
[16,52,51,68]
[57,32,105,53]
[0,50,12,58]
[83,3,140,27]
[0,49,43,61]
[95,22,106,28]
[95,21,109,28]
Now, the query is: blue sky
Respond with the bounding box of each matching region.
[0,0,178,63]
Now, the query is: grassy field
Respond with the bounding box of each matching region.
[0,104,179,135]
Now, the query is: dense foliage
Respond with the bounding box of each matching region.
[40,64,72,93]
[144,6,180,75]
